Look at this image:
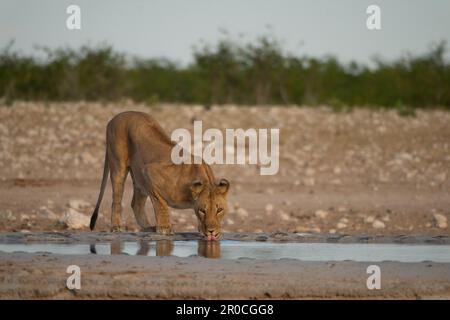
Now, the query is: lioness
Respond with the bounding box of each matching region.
[89,111,230,241]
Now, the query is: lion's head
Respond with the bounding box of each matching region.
[190,178,230,241]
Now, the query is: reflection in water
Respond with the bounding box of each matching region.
[136,240,151,256]
[89,240,221,258]
[155,240,174,256]
[111,239,123,255]
[198,240,221,258]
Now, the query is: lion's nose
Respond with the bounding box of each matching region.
[208,229,214,234]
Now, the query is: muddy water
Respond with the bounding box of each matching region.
[1,240,450,262]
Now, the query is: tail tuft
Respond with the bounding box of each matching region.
[90,207,99,230]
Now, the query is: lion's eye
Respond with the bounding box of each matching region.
[217,208,224,214]
[198,209,206,216]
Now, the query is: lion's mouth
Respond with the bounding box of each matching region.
[204,232,221,241]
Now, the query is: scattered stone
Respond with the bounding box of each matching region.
[433,213,448,229]
[372,219,386,229]
[61,208,90,230]
[67,199,91,211]
[315,210,329,219]
[329,229,336,234]
[43,208,58,220]
[364,215,375,224]
[337,222,347,229]
[236,208,249,218]
[20,214,30,221]
[279,210,290,221]
[340,217,349,224]
[265,203,274,212]
[6,210,16,222]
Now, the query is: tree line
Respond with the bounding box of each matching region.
[1,36,449,110]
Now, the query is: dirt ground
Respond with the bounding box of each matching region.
[0,102,449,235]
[2,250,450,299]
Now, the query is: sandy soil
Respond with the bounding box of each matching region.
[0,102,449,235]
[1,249,450,299]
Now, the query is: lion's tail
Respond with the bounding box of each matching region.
[90,148,109,231]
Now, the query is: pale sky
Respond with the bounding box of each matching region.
[1,0,449,65]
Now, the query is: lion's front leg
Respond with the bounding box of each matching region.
[149,193,173,235]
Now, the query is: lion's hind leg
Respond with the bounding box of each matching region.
[131,186,152,230]
[109,163,128,232]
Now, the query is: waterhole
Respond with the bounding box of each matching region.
[1,240,450,262]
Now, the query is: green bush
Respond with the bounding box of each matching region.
[1,37,449,109]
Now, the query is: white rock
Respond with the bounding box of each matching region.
[372,220,386,229]
[236,208,249,218]
[61,208,90,230]
[279,210,290,221]
[364,215,375,224]
[433,213,448,229]
[20,214,30,221]
[339,217,349,224]
[337,222,347,229]
[265,203,274,212]
[68,199,91,211]
[6,210,16,222]
[45,210,59,220]
[315,210,329,219]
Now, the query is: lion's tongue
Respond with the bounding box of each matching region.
[207,234,217,241]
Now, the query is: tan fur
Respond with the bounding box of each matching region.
[90,111,230,239]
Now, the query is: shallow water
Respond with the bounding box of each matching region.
[1,240,450,262]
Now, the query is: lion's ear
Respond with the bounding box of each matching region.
[190,180,203,200]
[216,178,230,195]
